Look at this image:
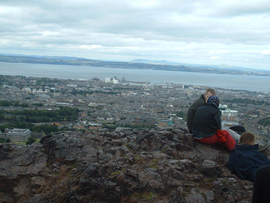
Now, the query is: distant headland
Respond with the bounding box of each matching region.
[0,54,269,76]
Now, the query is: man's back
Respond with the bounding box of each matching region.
[186,94,205,132]
[192,103,221,138]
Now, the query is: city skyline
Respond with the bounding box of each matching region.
[0,0,270,70]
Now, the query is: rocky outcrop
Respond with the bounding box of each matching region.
[0,128,253,203]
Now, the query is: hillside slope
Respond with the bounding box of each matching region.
[0,128,253,202]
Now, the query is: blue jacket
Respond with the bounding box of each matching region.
[228,144,270,182]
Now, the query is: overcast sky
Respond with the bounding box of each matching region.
[0,0,270,70]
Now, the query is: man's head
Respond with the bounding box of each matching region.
[204,88,216,101]
[240,132,255,145]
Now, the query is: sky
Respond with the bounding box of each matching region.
[0,0,270,70]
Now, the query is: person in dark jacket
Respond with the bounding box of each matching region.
[186,88,216,133]
[192,96,236,151]
[252,165,270,203]
[228,132,270,182]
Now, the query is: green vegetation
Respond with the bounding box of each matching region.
[176,111,187,121]
[32,124,58,134]
[102,123,117,130]
[0,100,29,107]
[0,107,79,135]
[149,158,159,169]
[111,168,126,176]
[223,98,269,106]
[0,123,59,135]
[130,191,157,202]
[26,137,36,145]
[70,89,117,96]
[32,103,44,107]
[0,138,11,143]
[258,117,270,126]
[0,122,33,131]
[0,107,79,123]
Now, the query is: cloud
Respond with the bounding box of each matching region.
[261,50,270,55]
[0,0,269,70]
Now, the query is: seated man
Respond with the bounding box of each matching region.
[192,96,236,151]
[187,88,216,133]
[228,132,270,182]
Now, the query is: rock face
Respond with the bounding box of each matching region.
[0,128,253,202]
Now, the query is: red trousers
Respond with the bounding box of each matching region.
[195,130,236,151]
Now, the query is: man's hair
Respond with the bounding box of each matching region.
[240,132,255,145]
[205,88,216,96]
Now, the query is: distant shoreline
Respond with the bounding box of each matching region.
[0,54,269,77]
[1,61,270,93]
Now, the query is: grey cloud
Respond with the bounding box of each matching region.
[0,0,270,69]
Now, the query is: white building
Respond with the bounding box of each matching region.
[112,78,119,84]
[219,105,238,121]
[0,128,32,142]
[105,77,119,84]
[105,77,112,83]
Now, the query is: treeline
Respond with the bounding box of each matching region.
[0,107,79,134]
[0,138,11,143]
[223,98,269,106]
[0,100,29,107]
[70,89,117,96]
[0,122,59,135]
[0,107,79,123]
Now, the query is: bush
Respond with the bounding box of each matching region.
[0,138,5,143]
[26,137,36,145]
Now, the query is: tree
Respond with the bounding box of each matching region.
[26,137,36,145]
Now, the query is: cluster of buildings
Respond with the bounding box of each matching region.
[0,74,270,142]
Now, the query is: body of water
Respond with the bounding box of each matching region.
[0,62,270,92]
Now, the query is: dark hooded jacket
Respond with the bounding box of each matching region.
[187,94,205,133]
[192,103,221,139]
[228,144,270,182]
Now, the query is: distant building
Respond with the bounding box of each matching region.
[219,104,239,127]
[0,128,32,142]
[67,84,77,88]
[219,105,238,121]
[105,77,119,84]
[105,77,111,83]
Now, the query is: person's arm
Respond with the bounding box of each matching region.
[214,111,222,130]
[187,97,204,132]
[187,106,196,132]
